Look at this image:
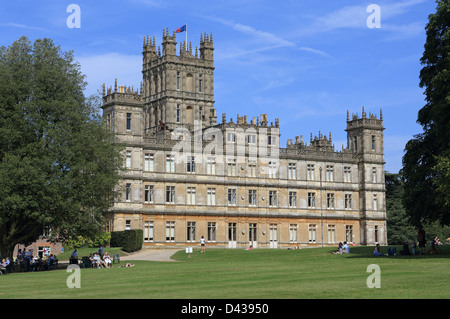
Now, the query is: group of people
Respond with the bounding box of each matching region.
[14,248,57,272]
[332,242,351,254]
[71,247,113,269]
[0,257,11,274]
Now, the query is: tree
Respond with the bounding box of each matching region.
[0,36,123,258]
[401,0,450,227]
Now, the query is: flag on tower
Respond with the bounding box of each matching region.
[176,25,186,33]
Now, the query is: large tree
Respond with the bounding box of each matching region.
[0,36,123,258]
[401,0,450,227]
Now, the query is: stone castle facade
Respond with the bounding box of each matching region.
[101,28,387,248]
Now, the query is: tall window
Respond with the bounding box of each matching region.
[166,155,175,173]
[248,189,257,206]
[187,156,195,173]
[207,188,216,205]
[327,193,335,209]
[207,222,216,242]
[249,223,257,243]
[268,161,277,178]
[166,221,175,242]
[166,186,175,204]
[288,163,297,179]
[372,167,377,183]
[144,221,154,242]
[269,190,277,207]
[344,166,351,182]
[199,77,203,93]
[346,225,353,243]
[227,132,236,143]
[125,183,131,201]
[289,224,298,243]
[144,185,154,203]
[373,194,378,211]
[176,104,180,123]
[176,72,180,90]
[126,151,131,168]
[126,113,131,131]
[289,191,297,208]
[268,135,276,145]
[186,187,196,205]
[227,158,236,176]
[308,224,317,243]
[207,157,216,175]
[307,164,315,180]
[353,136,358,151]
[144,153,154,171]
[372,135,376,150]
[248,159,257,177]
[328,225,336,243]
[187,222,196,242]
[326,165,334,181]
[308,192,316,208]
[228,189,237,205]
[345,194,352,209]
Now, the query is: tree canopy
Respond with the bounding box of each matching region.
[401,0,450,227]
[0,36,123,258]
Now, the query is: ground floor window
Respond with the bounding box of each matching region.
[187,222,196,242]
[144,221,154,242]
[207,222,216,242]
[308,224,317,243]
[289,224,298,243]
[327,224,336,244]
[166,221,175,242]
[345,225,353,243]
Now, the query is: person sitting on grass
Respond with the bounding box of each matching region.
[93,253,105,269]
[373,244,385,256]
[342,242,350,254]
[103,252,112,268]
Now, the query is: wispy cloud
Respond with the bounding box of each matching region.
[0,22,47,32]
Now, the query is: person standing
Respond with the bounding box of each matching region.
[417,228,426,255]
[200,236,206,253]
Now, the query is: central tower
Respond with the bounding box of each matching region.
[142,28,217,132]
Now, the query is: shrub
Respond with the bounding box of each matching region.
[110,230,143,252]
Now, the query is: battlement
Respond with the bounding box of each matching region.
[346,106,384,130]
[102,78,142,106]
[221,112,280,130]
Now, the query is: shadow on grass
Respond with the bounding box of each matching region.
[335,245,450,259]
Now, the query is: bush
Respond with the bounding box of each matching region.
[64,232,111,250]
[110,230,143,252]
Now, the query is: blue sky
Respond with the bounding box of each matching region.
[0,0,437,173]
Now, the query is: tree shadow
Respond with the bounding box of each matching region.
[330,245,450,259]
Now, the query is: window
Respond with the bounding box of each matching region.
[144,153,154,171]
[353,136,358,151]
[372,167,377,183]
[308,192,316,208]
[176,104,180,123]
[269,190,277,207]
[327,193,335,209]
[345,194,352,209]
[372,135,376,151]
[373,194,378,211]
[248,190,257,206]
[227,158,236,176]
[144,221,154,242]
[186,187,196,205]
[144,185,154,203]
[307,164,315,180]
[248,159,257,177]
[207,188,216,205]
[125,220,131,231]
[227,132,236,143]
[249,223,257,242]
[344,166,351,182]
[126,113,131,131]
[166,155,175,173]
[207,157,216,175]
[308,224,317,243]
[289,224,298,243]
[228,189,236,205]
[268,161,277,178]
[207,222,216,242]
[166,221,175,242]
[326,165,334,181]
[289,191,297,208]
[125,183,131,201]
[176,72,180,90]
[374,225,379,243]
[328,225,336,244]
[247,134,256,144]
[199,77,203,93]
[268,135,276,145]
[346,225,353,243]
[166,186,175,204]
[187,222,196,242]
[288,163,297,179]
[126,151,131,168]
[187,156,195,173]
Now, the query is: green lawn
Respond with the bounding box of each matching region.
[1,245,449,299]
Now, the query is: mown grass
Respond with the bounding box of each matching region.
[1,245,449,299]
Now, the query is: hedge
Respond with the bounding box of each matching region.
[110,229,143,253]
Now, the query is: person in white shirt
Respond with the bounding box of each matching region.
[200,236,206,253]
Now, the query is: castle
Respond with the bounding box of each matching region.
[101,28,387,248]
